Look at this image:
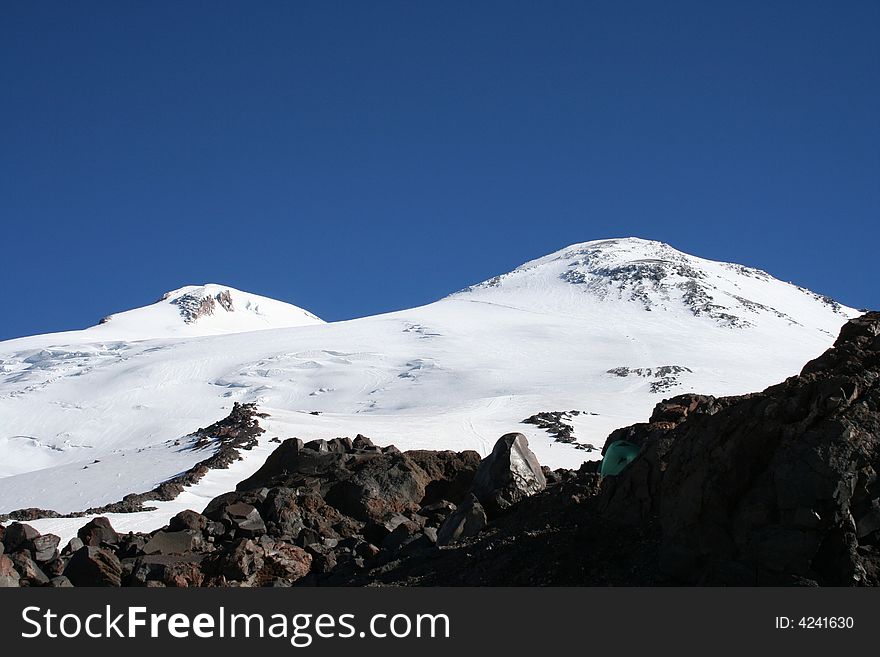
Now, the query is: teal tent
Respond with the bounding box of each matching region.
[600,440,640,476]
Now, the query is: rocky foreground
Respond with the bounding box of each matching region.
[2,312,879,587]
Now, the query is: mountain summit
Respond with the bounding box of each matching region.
[455,237,848,332]
[8,284,323,346]
[95,284,324,339]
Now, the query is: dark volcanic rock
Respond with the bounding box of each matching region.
[225,503,267,537]
[48,576,73,588]
[406,450,481,506]
[10,552,49,586]
[470,433,546,515]
[237,435,479,524]
[2,523,40,554]
[257,544,312,585]
[601,311,880,585]
[64,546,123,587]
[77,517,119,547]
[211,538,263,582]
[437,494,488,546]
[127,554,204,587]
[169,510,209,533]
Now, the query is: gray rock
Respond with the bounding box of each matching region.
[225,502,267,537]
[32,534,61,562]
[470,433,546,515]
[437,494,488,546]
[856,501,880,538]
[143,530,204,556]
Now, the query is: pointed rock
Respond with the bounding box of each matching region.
[471,433,546,515]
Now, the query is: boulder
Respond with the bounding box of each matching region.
[143,530,204,556]
[127,554,203,587]
[169,510,209,533]
[381,520,422,553]
[32,534,61,562]
[161,560,205,588]
[321,454,430,522]
[225,502,267,537]
[77,517,119,547]
[203,491,265,522]
[64,546,122,586]
[470,433,546,515]
[0,554,20,587]
[258,544,312,585]
[237,436,480,525]
[42,558,66,578]
[213,539,264,582]
[11,552,49,586]
[117,535,147,559]
[262,487,306,537]
[2,523,40,554]
[437,494,488,546]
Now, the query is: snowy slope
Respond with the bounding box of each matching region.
[0,239,859,535]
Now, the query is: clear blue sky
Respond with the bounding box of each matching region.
[2,1,878,340]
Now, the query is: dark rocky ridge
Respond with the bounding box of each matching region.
[2,311,878,586]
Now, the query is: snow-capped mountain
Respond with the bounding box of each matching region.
[454,238,847,331]
[0,238,860,541]
[3,284,323,347]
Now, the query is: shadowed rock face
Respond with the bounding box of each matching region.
[236,435,481,524]
[600,311,880,585]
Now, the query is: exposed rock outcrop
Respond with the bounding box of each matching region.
[598,311,880,585]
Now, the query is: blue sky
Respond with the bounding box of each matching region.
[2,1,878,340]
